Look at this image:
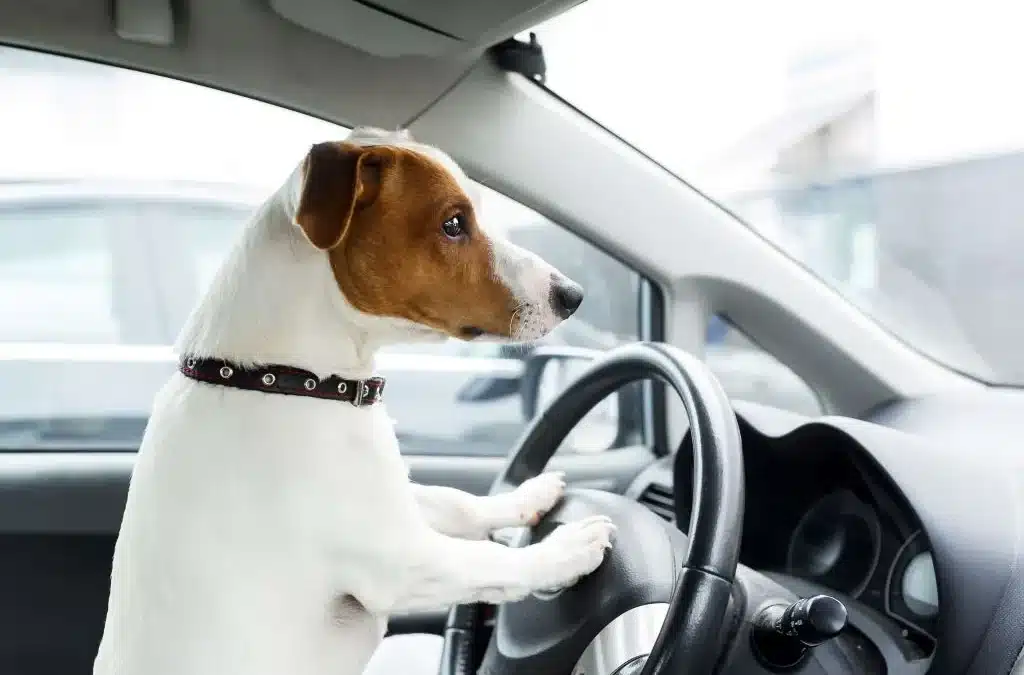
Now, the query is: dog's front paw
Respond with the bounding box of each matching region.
[481,471,566,532]
[512,471,567,526]
[529,515,615,591]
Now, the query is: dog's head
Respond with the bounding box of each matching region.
[289,128,583,343]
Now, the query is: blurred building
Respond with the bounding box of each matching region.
[711,40,1024,381]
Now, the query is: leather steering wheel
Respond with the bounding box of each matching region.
[440,342,745,675]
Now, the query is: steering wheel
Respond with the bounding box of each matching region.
[440,342,745,675]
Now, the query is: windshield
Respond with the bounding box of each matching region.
[536,0,1024,385]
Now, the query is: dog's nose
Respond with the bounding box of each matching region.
[550,277,584,319]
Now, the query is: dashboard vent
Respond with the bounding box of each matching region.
[638,482,674,522]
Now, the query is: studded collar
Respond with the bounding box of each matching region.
[179,356,385,407]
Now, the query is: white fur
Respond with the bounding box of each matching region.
[92,130,611,675]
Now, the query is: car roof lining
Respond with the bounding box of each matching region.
[0,0,581,130]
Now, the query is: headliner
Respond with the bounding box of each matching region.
[0,0,584,130]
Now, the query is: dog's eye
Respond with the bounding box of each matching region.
[441,214,465,239]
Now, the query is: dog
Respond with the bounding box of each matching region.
[92,127,616,675]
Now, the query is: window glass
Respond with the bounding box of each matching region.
[537,0,1024,384]
[0,204,146,344]
[706,315,822,416]
[0,46,641,454]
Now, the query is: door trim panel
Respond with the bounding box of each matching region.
[0,446,653,534]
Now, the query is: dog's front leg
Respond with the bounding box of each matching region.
[412,471,567,540]
[352,514,615,615]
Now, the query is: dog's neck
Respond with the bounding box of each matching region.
[175,171,407,380]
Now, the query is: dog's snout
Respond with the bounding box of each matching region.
[550,277,584,319]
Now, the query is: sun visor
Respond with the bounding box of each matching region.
[267,0,585,57]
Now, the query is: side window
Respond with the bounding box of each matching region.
[0,202,165,345]
[706,315,823,416]
[0,46,642,455]
[142,202,253,341]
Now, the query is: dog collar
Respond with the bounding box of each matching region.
[179,356,386,407]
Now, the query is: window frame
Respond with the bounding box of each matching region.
[639,278,669,456]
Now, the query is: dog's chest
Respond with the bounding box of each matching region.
[297,400,408,482]
[227,394,412,533]
[214,388,405,477]
[138,381,411,548]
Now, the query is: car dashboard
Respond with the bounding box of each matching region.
[623,398,1024,675]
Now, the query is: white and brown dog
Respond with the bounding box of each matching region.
[92,127,615,675]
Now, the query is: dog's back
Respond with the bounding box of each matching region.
[94,373,395,675]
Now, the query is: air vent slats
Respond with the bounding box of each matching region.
[638,482,674,522]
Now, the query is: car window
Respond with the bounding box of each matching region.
[0,46,644,455]
[139,201,255,340]
[155,188,643,457]
[0,202,163,344]
[706,315,823,416]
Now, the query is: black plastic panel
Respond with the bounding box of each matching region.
[725,401,1024,675]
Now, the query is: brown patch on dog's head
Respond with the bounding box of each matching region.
[294,141,520,339]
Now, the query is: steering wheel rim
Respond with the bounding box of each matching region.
[447,341,745,675]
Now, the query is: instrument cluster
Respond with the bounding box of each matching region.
[783,488,938,639]
[669,419,940,642]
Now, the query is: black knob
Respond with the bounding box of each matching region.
[750,595,848,671]
[770,594,848,646]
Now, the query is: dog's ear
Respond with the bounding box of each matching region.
[295,142,388,250]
